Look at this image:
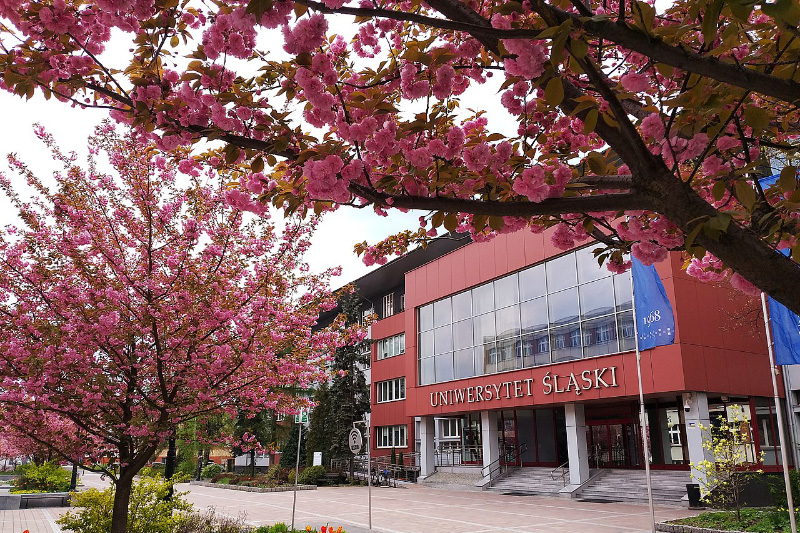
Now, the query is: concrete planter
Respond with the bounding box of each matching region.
[0,492,70,509]
[657,523,747,533]
[189,480,316,493]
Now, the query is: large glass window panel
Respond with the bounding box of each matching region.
[434,325,453,355]
[582,315,619,358]
[522,333,550,367]
[551,325,582,362]
[496,305,521,339]
[577,246,610,284]
[473,312,496,346]
[434,298,453,328]
[494,273,520,309]
[535,409,558,463]
[496,337,519,372]
[519,264,546,301]
[755,398,779,466]
[434,352,454,382]
[481,342,497,374]
[579,277,615,320]
[546,253,577,292]
[521,297,548,333]
[454,347,476,379]
[617,311,635,352]
[419,330,434,358]
[419,356,435,386]
[472,283,494,316]
[419,304,434,332]
[453,319,473,350]
[548,288,579,327]
[452,291,472,322]
[614,271,633,311]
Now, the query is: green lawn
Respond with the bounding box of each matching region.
[671,508,799,532]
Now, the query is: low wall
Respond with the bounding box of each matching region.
[657,523,746,533]
[189,481,316,493]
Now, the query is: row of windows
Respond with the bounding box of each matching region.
[376,377,406,403]
[376,424,408,448]
[418,246,635,385]
[377,333,405,360]
[382,293,405,319]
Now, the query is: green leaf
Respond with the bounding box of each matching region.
[744,105,769,133]
[571,39,589,59]
[702,0,724,44]
[582,109,598,134]
[251,156,265,173]
[545,78,565,106]
[431,211,444,228]
[734,180,757,210]
[488,216,505,231]
[443,213,458,232]
[684,221,705,249]
[712,180,727,201]
[779,165,797,193]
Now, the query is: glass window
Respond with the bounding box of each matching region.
[546,253,577,292]
[473,312,496,346]
[434,325,453,355]
[551,325,582,362]
[522,332,550,367]
[496,337,519,372]
[454,347,476,379]
[452,291,472,321]
[496,305,521,339]
[480,342,497,374]
[579,277,615,320]
[419,330,434,358]
[472,283,494,315]
[576,246,610,284]
[583,316,619,358]
[453,319,473,350]
[494,273,519,308]
[548,288,579,327]
[617,311,635,353]
[434,298,452,328]
[614,271,633,311]
[519,264,546,301]
[419,304,434,331]
[521,297,548,333]
[419,357,435,386]
[383,293,394,318]
[434,352,454,382]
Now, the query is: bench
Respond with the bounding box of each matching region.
[0,492,70,509]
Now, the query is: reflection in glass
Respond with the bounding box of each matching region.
[452,291,472,321]
[522,333,550,367]
[548,288,579,327]
[614,271,633,311]
[617,311,635,352]
[434,298,453,328]
[481,342,497,374]
[519,264,546,301]
[582,316,619,358]
[419,330,434,358]
[546,253,577,292]
[473,312,496,346]
[454,347,476,379]
[576,246,610,284]
[521,297,548,333]
[434,325,453,354]
[551,325,582,362]
[453,319,473,350]
[419,304,434,332]
[494,273,520,309]
[496,305,521,338]
[496,337,519,372]
[419,357,435,385]
[579,277,615,320]
[472,283,494,315]
[435,352,454,382]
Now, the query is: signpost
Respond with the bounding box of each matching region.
[352,420,372,531]
[291,409,308,532]
[348,428,363,454]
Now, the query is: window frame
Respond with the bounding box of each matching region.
[376,377,406,403]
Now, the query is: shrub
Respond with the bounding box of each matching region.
[173,508,248,533]
[13,462,71,493]
[201,463,223,479]
[265,464,280,481]
[298,466,327,486]
[177,458,196,476]
[56,473,192,533]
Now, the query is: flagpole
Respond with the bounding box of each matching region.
[760,292,797,533]
[630,270,657,533]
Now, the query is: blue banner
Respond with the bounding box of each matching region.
[769,249,800,365]
[632,257,676,350]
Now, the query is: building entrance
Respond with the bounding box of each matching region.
[587,420,643,468]
[499,408,566,467]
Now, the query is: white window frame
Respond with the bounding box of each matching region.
[441,419,460,438]
[383,293,394,318]
[376,377,405,403]
[377,333,405,360]
[376,424,407,448]
[399,293,405,311]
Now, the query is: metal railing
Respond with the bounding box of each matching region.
[331,453,420,484]
[480,443,528,488]
[434,445,483,467]
[550,460,569,486]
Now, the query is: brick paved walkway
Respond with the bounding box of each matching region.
[0,508,62,533]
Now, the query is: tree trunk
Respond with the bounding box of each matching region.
[250,449,256,477]
[110,467,135,533]
[164,437,176,501]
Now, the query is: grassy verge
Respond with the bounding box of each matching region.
[671,508,800,532]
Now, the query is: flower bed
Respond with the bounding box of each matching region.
[660,508,799,532]
[190,480,316,493]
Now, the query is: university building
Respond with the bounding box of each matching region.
[340,229,789,497]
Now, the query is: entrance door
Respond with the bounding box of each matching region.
[499,410,519,466]
[587,420,642,468]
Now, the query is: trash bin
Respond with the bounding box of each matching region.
[686,483,704,509]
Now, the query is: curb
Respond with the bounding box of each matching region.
[656,523,747,533]
[189,480,317,493]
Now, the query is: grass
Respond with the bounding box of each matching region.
[671,508,800,532]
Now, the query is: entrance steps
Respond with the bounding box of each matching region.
[487,467,568,495]
[578,469,690,505]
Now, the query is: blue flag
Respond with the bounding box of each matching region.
[632,257,676,350]
[769,249,800,365]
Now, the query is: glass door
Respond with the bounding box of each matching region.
[587,419,642,468]
[461,413,483,465]
[499,410,519,466]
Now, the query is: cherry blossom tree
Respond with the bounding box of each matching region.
[0,1,799,312]
[0,125,353,533]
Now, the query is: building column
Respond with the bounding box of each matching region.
[684,391,713,485]
[419,416,436,478]
[565,403,590,486]
[481,410,500,472]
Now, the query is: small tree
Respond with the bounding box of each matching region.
[692,405,761,519]
[279,424,306,469]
